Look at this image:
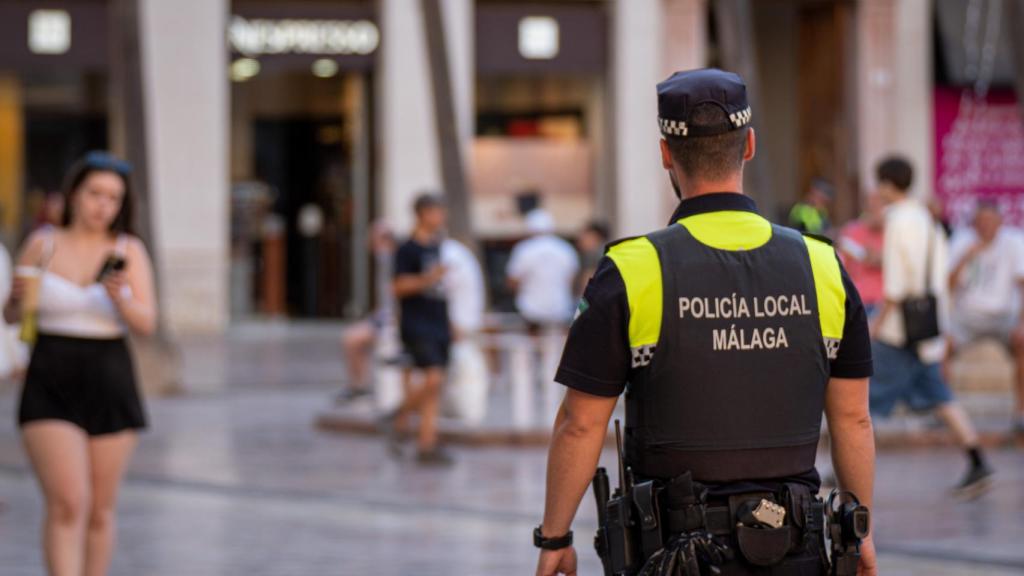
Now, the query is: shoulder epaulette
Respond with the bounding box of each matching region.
[604,235,645,254]
[800,231,834,247]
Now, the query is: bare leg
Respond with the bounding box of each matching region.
[1014,344,1024,419]
[22,421,91,576]
[341,321,375,394]
[84,431,137,576]
[416,367,445,451]
[394,368,415,433]
[935,402,980,447]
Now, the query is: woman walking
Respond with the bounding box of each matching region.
[5,151,157,576]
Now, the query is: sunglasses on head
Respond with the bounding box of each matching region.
[83,151,132,176]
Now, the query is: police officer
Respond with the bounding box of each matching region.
[533,69,877,576]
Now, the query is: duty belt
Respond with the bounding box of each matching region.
[593,462,859,576]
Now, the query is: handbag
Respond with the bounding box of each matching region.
[900,222,941,347]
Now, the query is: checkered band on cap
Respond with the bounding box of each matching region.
[631,345,657,368]
[729,106,753,128]
[659,118,688,137]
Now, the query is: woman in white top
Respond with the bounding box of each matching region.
[4,151,157,576]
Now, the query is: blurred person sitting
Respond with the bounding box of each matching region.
[338,221,397,404]
[947,201,1024,438]
[506,209,580,330]
[788,177,834,235]
[5,151,158,576]
[869,156,992,496]
[574,219,610,296]
[382,194,454,466]
[837,193,886,315]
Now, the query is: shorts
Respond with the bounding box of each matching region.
[869,341,954,418]
[401,334,450,369]
[948,310,1018,350]
[19,334,147,436]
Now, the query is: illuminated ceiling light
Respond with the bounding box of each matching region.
[230,58,261,82]
[28,9,71,55]
[311,58,339,78]
[518,16,559,60]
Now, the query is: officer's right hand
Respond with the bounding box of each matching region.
[858,536,878,576]
[535,546,577,576]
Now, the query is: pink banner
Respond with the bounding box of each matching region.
[934,87,1024,227]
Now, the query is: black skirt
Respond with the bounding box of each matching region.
[18,333,147,436]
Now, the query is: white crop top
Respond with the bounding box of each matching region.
[36,232,129,339]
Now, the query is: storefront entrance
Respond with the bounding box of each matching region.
[228,1,376,320]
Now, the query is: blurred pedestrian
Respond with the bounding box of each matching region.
[338,221,396,404]
[787,178,834,235]
[506,209,580,329]
[869,156,993,496]
[4,151,157,576]
[837,193,886,314]
[574,219,610,295]
[947,201,1024,438]
[382,194,453,466]
[0,240,22,381]
[440,236,488,423]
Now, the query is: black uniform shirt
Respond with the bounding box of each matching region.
[556,194,872,494]
[556,194,873,398]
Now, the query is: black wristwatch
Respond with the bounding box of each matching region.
[534,526,573,550]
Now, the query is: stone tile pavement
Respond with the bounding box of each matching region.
[0,322,1019,575]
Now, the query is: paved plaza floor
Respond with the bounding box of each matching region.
[0,322,1021,575]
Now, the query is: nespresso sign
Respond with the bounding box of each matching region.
[228,16,379,56]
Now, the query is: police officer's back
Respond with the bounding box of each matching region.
[533,70,877,576]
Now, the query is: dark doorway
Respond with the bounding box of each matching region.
[798,1,858,223]
[254,117,351,318]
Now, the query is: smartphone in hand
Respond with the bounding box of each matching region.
[96,255,127,282]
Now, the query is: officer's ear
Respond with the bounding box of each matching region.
[660,139,674,170]
[743,128,756,162]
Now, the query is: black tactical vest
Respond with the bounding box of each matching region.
[623,223,831,483]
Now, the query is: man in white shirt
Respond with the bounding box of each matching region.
[441,238,489,424]
[506,209,580,328]
[869,156,992,496]
[441,238,485,337]
[948,202,1024,437]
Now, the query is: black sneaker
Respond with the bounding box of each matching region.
[1003,423,1024,448]
[953,464,993,499]
[377,411,407,458]
[335,388,370,405]
[416,446,455,467]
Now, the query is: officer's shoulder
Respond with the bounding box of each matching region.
[604,234,648,254]
[800,231,835,248]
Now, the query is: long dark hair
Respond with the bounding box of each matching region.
[60,151,135,235]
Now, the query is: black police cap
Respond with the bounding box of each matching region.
[657,68,752,138]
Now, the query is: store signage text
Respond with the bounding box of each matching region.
[229,16,379,57]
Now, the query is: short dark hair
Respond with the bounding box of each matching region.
[876,156,914,192]
[664,103,749,182]
[61,151,134,234]
[413,192,445,215]
[584,220,610,241]
[975,198,1000,215]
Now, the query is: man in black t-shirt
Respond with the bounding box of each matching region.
[387,194,453,465]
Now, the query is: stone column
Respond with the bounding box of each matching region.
[857,0,933,198]
[139,0,229,333]
[378,0,473,235]
[660,0,708,216]
[613,0,666,237]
